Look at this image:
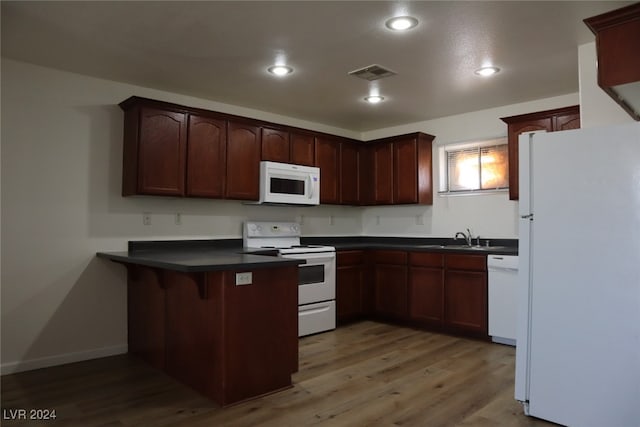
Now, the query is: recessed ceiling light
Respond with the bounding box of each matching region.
[474,66,500,77]
[268,65,293,76]
[385,16,419,31]
[365,95,385,104]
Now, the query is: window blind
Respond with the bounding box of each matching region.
[443,143,508,193]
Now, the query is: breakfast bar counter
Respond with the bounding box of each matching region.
[98,241,302,407]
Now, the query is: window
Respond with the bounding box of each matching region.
[439,138,508,194]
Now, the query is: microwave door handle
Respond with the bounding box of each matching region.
[308,174,314,199]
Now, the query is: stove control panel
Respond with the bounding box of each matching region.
[244,221,301,238]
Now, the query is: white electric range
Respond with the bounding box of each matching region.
[243,221,336,337]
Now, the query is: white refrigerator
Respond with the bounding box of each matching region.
[515,122,640,427]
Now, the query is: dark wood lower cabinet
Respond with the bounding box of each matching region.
[336,251,366,323]
[409,266,445,327]
[444,254,488,337]
[409,252,444,328]
[372,251,408,322]
[125,264,298,406]
[374,264,408,321]
[337,250,488,338]
[444,270,487,335]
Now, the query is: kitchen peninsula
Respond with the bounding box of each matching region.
[98,241,302,406]
[98,236,517,405]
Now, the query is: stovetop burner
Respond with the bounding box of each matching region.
[244,221,335,254]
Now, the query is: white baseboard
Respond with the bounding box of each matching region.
[1,344,128,375]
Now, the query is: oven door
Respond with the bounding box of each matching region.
[280,252,336,305]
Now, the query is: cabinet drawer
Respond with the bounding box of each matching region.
[445,254,486,271]
[337,250,365,266]
[409,252,444,268]
[372,250,407,265]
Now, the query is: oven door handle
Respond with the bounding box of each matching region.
[281,252,335,261]
[299,304,332,315]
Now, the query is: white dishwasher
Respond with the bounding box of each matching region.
[488,254,519,346]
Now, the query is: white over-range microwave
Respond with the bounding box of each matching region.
[256,161,320,205]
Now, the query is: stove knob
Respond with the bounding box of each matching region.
[291,224,299,233]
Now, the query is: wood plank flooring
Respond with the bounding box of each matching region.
[1,321,557,426]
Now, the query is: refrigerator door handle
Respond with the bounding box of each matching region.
[520,214,534,220]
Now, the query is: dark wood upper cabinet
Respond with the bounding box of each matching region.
[358,144,374,205]
[261,127,290,163]
[119,97,435,206]
[315,136,340,204]
[501,105,580,200]
[226,121,261,200]
[555,111,581,131]
[585,3,640,120]
[339,140,360,205]
[186,114,226,198]
[393,133,434,205]
[373,142,394,204]
[366,132,435,205]
[121,103,187,196]
[290,132,316,166]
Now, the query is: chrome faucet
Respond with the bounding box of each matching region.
[454,228,473,246]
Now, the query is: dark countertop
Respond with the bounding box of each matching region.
[97,236,518,272]
[97,239,301,272]
[301,236,519,256]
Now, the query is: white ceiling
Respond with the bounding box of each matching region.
[1,1,632,132]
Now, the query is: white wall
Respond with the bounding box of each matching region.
[360,93,579,239]
[0,59,362,374]
[578,42,634,128]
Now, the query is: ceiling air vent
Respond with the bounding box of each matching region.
[348,64,397,81]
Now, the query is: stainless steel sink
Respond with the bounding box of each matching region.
[415,244,511,252]
[445,245,508,251]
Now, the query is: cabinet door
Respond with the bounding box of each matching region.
[394,136,418,204]
[373,142,394,204]
[336,264,364,323]
[340,141,360,205]
[410,266,444,326]
[261,127,290,163]
[290,132,316,166]
[506,118,553,200]
[444,270,487,334]
[315,137,340,204]
[358,144,374,205]
[226,121,261,200]
[554,113,581,131]
[374,264,408,321]
[186,114,226,198]
[137,107,187,196]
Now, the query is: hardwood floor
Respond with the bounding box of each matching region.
[1,321,556,426]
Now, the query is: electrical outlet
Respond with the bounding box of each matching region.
[330,215,335,226]
[235,272,252,286]
[376,215,380,225]
[416,214,424,225]
[143,212,151,226]
[175,213,182,225]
